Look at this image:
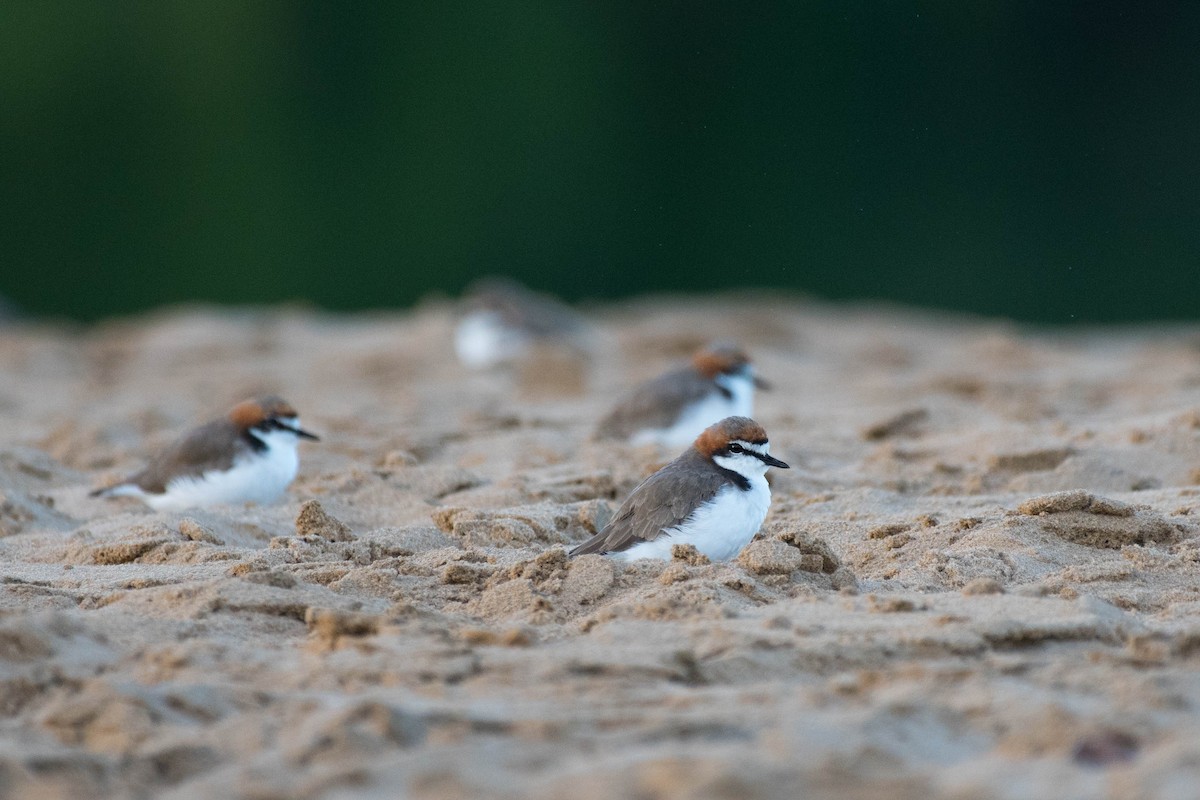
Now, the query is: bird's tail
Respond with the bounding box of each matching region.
[568,536,607,558]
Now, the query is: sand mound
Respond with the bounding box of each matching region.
[1016,489,1180,548]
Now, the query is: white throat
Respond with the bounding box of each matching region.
[253,426,304,453]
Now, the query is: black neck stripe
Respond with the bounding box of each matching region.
[714,464,751,491]
[242,430,268,452]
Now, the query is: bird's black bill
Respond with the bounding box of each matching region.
[268,417,320,440]
[753,375,772,390]
[761,453,789,469]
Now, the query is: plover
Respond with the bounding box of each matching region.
[571,416,788,562]
[91,395,319,511]
[595,343,769,447]
[454,277,588,369]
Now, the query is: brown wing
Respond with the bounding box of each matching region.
[570,451,728,556]
[594,368,716,440]
[126,420,249,494]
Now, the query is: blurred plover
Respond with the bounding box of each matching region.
[91,395,319,511]
[595,343,769,447]
[571,416,788,561]
[454,277,588,369]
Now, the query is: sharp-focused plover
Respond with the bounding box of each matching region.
[454,277,588,369]
[571,416,788,562]
[595,343,769,447]
[91,395,319,511]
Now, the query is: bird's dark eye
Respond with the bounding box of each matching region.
[729,444,744,454]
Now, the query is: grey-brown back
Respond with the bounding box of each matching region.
[467,278,585,338]
[570,448,735,556]
[124,419,251,494]
[594,367,716,440]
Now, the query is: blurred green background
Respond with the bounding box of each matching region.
[2,2,1197,323]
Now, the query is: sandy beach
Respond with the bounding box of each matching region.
[3,294,1200,799]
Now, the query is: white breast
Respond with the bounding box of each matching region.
[454,310,530,369]
[615,475,772,563]
[630,373,756,448]
[145,429,301,511]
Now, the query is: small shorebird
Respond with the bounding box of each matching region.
[91,395,319,511]
[454,277,588,369]
[571,416,788,562]
[594,343,769,448]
